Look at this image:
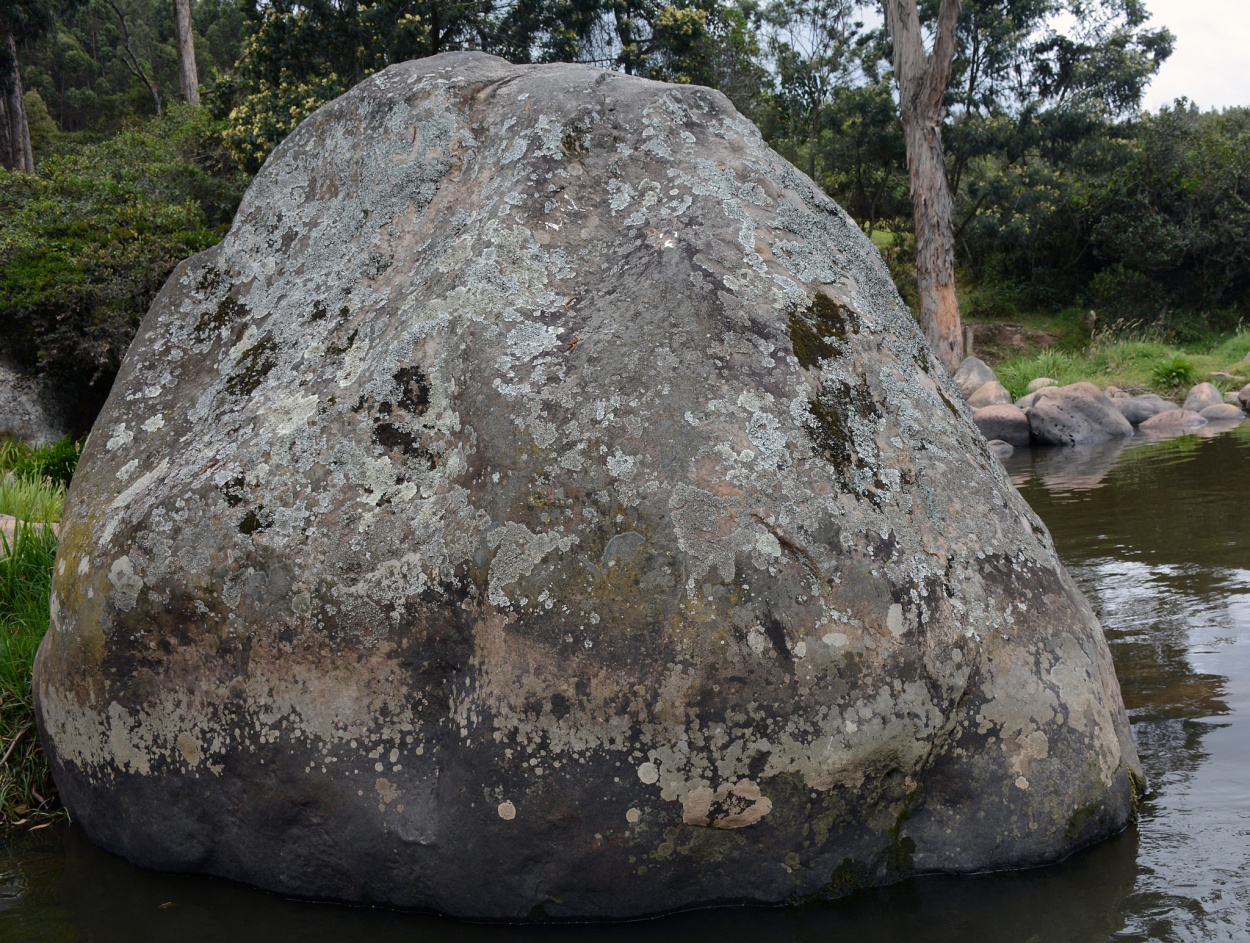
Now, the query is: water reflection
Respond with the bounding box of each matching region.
[2,821,1143,943]
[2,424,1249,942]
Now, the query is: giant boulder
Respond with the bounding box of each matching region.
[34,54,1142,920]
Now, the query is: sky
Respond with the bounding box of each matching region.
[1141,0,1250,111]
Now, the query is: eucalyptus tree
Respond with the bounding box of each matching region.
[1,0,58,170]
[882,0,962,370]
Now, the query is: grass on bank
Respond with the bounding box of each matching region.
[0,437,79,829]
[989,327,1250,400]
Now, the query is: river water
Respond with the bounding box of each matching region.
[4,423,1248,942]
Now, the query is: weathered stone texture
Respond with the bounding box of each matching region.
[34,53,1141,920]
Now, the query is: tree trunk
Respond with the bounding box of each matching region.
[171,0,199,106]
[1,31,34,173]
[883,0,963,373]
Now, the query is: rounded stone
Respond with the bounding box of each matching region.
[1117,394,1176,426]
[973,404,1031,447]
[1182,382,1224,413]
[34,53,1141,920]
[1026,378,1057,394]
[1027,383,1134,447]
[1199,403,1245,423]
[952,357,997,399]
[1140,408,1207,432]
[966,380,1012,409]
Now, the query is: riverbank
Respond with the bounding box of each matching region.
[0,437,77,828]
[970,324,1250,400]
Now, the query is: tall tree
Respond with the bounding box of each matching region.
[0,31,32,171]
[882,0,962,371]
[0,0,56,171]
[172,0,199,105]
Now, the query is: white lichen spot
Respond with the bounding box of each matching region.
[887,603,905,639]
[77,556,90,576]
[747,626,768,655]
[823,631,848,648]
[606,450,636,479]
[106,424,133,452]
[497,800,517,820]
[108,556,144,612]
[626,807,641,824]
[755,531,782,559]
[637,761,660,785]
[176,731,202,767]
[486,522,576,607]
[141,414,165,433]
[376,778,401,804]
[115,459,138,481]
[1015,776,1030,790]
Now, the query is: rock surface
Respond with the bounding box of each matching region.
[1140,409,1207,433]
[966,380,1012,409]
[1182,383,1224,413]
[1027,383,1135,447]
[1198,403,1245,423]
[952,357,997,399]
[0,358,69,447]
[1117,394,1175,426]
[1026,378,1057,394]
[34,53,1141,920]
[1239,383,1250,413]
[972,404,1032,447]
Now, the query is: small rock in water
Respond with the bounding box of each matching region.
[986,439,1014,459]
[1027,383,1134,446]
[973,404,1031,447]
[1182,382,1224,413]
[1238,383,1250,413]
[1199,404,1245,423]
[1118,394,1176,426]
[1140,408,1207,432]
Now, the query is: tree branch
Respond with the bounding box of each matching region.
[104,0,161,115]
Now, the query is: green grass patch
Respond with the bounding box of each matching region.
[989,329,1250,400]
[0,437,80,829]
[0,521,60,828]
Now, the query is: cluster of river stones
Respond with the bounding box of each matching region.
[954,357,1250,457]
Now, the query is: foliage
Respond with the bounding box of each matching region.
[1150,353,1197,390]
[218,0,766,171]
[1088,105,1250,326]
[0,106,246,426]
[991,330,1250,398]
[0,518,59,828]
[997,348,1079,398]
[19,0,244,137]
[0,436,78,829]
[0,436,80,489]
[216,0,485,170]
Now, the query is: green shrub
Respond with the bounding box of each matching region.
[1151,354,1197,389]
[997,349,1079,399]
[0,508,61,825]
[0,436,80,489]
[0,439,79,826]
[0,108,247,430]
